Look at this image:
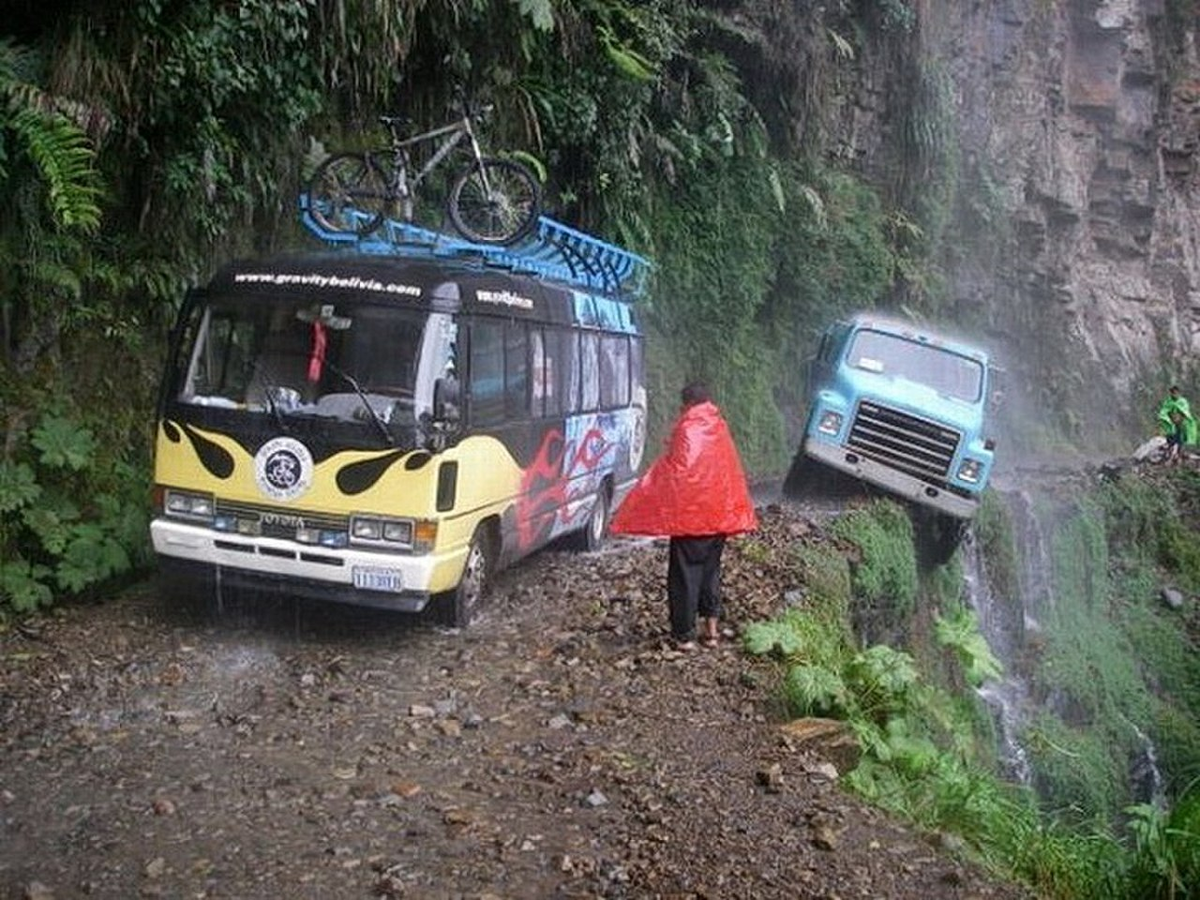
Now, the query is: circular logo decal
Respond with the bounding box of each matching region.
[254,437,314,501]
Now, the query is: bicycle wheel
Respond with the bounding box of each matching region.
[307,153,390,235]
[447,157,542,245]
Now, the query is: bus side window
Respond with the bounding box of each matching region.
[599,335,629,409]
[532,328,557,419]
[562,330,581,414]
[469,319,505,427]
[505,321,528,418]
[580,332,600,412]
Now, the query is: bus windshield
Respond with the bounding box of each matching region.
[175,294,456,429]
[847,329,983,403]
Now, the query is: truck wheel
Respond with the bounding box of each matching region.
[914,508,967,567]
[783,452,819,498]
[434,527,493,628]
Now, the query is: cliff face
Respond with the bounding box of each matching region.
[846,0,1200,448]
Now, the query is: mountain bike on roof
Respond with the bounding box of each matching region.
[306,102,542,246]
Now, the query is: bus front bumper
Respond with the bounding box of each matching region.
[151,519,465,612]
[803,438,979,520]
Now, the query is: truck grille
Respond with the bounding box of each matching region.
[847,401,960,484]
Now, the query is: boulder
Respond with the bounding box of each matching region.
[780,717,862,775]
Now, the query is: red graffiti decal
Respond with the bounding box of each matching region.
[515,424,615,550]
[517,428,567,548]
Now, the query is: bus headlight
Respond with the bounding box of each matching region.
[817,411,844,436]
[957,458,982,483]
[350,515,414,548]
[163,489,215,522]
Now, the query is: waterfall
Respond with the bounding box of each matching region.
[1008,488,1054,626]
[1127,719,1167,809]
[962,534,1032,784]
[974,487,1168,807]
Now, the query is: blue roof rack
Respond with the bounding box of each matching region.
[298,194,650,299]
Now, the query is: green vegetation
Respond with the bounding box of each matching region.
[744,501,1124,896]
[746,485,1200,898]
[830,499,919,625]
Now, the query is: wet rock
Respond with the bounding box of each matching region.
[756,763,784,793]
[584,789,609,808]
[780,718,862,774]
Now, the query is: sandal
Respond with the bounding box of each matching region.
[700,635,719,649]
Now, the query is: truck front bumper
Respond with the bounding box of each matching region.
[804,438,979,520]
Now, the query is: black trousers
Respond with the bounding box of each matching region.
[667,535,726,641]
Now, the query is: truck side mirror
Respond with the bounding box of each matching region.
[434,376,461,424]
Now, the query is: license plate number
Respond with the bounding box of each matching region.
[352,566,404,593]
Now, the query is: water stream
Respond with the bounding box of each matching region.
[963,488,1165,801]
[962,532,1032,784]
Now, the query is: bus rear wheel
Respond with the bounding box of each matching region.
[435,527,493,628]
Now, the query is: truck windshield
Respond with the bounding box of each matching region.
[847,329,983,403]
[175,294,455,429]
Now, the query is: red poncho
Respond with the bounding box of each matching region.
[611,401,758,537]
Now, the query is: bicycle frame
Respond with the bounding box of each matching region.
[384,114,489,202]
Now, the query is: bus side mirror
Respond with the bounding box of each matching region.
[434,376,461,424]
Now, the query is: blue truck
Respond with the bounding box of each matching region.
[786,313,996,559]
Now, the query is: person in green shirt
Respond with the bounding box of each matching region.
[1157,385,1197,466]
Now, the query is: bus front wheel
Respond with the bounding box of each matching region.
[435,527,494,628]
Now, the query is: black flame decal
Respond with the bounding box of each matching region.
[336,450,408,495]
[181,423,235,479]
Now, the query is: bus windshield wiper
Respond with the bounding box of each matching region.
[250,360,291,433]
[324,361,395,446]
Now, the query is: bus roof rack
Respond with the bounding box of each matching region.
[299,194,650,299]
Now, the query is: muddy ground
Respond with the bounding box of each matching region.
[0,503,1032,900]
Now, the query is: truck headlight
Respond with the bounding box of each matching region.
[817,411,844,436]
[957,459,982,483]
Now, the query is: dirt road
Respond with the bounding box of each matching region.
[0,504,1030,899]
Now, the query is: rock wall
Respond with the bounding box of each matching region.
[853,0,1200,450]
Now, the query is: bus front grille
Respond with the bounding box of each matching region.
[214,500,349,540]
[847,401,960,484]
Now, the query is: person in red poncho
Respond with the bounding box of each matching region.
[611,381,758,649]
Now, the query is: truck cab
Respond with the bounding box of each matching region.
[789,313,995,525]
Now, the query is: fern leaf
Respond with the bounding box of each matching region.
[9,107,102,232]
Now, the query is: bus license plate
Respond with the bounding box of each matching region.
[352,566,404,593]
